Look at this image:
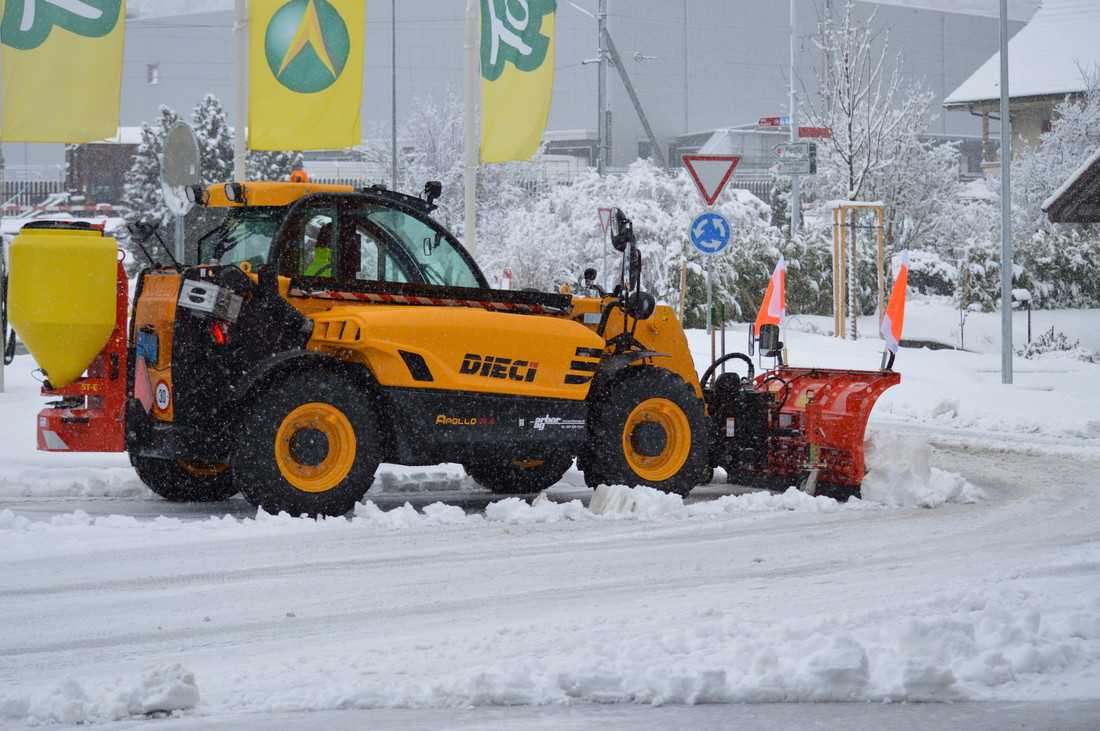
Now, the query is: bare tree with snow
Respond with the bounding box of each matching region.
[801,1,961,338]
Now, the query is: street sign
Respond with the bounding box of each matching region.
[682,155,740,206]
[772,141,813,158]
[771,159,815,175]
[798,126,832,138]
[598,207,613,237]
[758,116,791,127]
[690,212,731,254]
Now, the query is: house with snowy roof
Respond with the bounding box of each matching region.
[944,0,1099,174]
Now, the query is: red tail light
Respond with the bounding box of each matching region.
[210,321,231,345]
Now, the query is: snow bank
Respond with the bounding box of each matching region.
[412,589,1100,706]
[0,664,197,725]
[19,589,1090,721]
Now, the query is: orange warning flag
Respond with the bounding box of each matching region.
[880,249,909,353]
[754,255,786,336]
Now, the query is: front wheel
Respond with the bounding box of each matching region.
[466,453,573,494]
[583,367,709,496]
[232,371,381,517]
[131,455,238,502]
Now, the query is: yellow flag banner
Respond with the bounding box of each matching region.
[1,0,125,143]
[479,0,555,163]
[249,0,364,151]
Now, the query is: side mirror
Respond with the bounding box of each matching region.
[583,267,598,286]
[422,181,442,207]
[127,221,158,244]
[609,208,634,252]
[758,323,783,357]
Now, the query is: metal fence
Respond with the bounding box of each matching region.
[2,179,65,208]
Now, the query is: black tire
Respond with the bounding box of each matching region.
[131,454,238,502]
[232,371,381,517]
[583,367,709,496]
[467,453,573,494]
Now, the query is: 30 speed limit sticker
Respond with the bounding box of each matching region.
[154,381,171,411]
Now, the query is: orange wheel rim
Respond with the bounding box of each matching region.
[274,402,356,493]
[621,397,691,482]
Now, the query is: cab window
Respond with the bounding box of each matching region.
[366,208,482,288]
[352,218,414,283]
[299,212,337,277]
[200,208,280,268]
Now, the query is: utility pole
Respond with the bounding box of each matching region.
[790,0,801,234]
[597,0,608,173]
[463,0,478,255]
[999,0,1013,384]
[391,0,398,189]
[233,0,248,181]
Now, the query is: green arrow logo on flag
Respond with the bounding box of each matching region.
[264,0,350,94]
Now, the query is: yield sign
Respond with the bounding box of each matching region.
[598,207,613,236]
[682,155,740,206]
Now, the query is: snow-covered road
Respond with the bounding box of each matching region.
[2,306,1099,728]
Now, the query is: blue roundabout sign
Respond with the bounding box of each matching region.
[690,212,731,254]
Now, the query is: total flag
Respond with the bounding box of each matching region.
[479,0,555,163]
[249,0,364,151]
[880,249,909,354]
[754,255,786,336]
[1,0,125,142]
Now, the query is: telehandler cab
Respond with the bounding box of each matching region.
[6,175,898,516]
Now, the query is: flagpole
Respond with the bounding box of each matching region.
[463,0,478,257]
[233,0,248,181]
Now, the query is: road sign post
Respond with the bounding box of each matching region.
[682,155,740,335]
[689,211,731,337]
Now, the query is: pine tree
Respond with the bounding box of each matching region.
[119,106,182,267]
[191,94,234,185]
[248,149,305,182]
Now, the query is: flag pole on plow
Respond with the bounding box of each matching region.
[879,249,909,371]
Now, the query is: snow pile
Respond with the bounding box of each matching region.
[860,430,984,507]
[0,664,198,725]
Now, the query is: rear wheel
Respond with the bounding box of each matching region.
[131,455,238,502]
[466,453,573,494]
[583,367,708,496]
[232,371,381,517]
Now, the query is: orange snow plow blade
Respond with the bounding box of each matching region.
[757,367,900,488]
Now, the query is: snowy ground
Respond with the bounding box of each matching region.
[1,298,1098,729]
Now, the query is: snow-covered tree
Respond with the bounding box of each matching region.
[191,94,234,186]
[248,149,304,182]
[357,92,538,241]
[801,0,962,336]
[119,106,182,266]
[120,96,305,267]
[1011,71,1100,234]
